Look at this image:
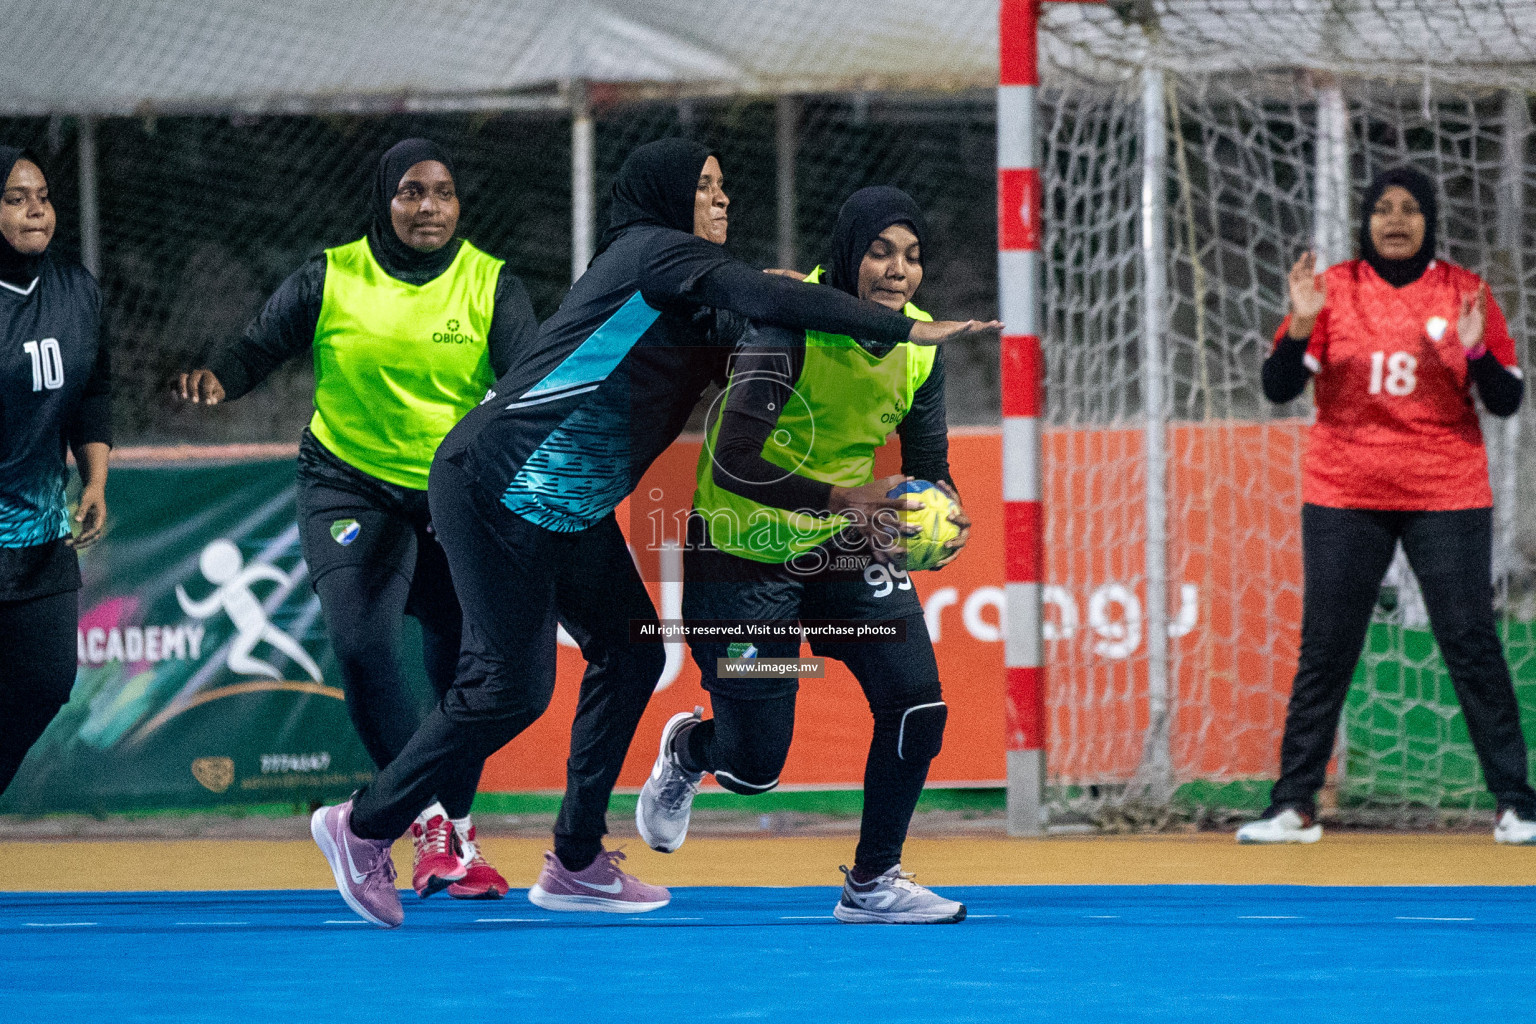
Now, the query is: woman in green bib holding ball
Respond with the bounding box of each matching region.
[636,186,971,923]
[177,139,535,899]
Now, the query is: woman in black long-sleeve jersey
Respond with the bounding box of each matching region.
[0,147,112,797]
[310,139,1000,929]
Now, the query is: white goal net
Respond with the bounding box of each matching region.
[1037,0,1536,826]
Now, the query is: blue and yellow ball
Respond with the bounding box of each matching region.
[885,480,962,571]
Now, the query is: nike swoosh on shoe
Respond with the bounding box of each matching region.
[575,878,626,894]
[343,830,370,885]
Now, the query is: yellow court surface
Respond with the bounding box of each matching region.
[3,833,1533,891]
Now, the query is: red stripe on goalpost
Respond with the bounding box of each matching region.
[1000,334,1042,417]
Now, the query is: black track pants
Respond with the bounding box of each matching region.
[1269,504,1536,817]
[349,453,664,869]
[0,589,78,796]
[297,434,478,817]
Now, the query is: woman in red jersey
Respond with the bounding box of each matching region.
[1239,167,1536,845]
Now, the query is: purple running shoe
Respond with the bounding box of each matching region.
[310,800,404,928]
[527,849,669,913]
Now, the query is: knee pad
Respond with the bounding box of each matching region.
[892,701,948,762]
[715,769,781,796]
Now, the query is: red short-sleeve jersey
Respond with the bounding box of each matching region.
[1275,259,1518,511]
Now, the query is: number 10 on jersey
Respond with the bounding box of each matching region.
[1367,350,1417,396]
[22,338,63,391]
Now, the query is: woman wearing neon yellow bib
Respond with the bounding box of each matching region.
[176,139,536,899]
[638,187,972,923]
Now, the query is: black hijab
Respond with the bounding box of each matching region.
[0,146,48,288]
[1359,166,1437,288]
[593,138,715,260]
[366,138,460,280]
[826,186,928,297]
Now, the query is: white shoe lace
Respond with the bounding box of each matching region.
[659,762,703,813]
[657,719,704,812]
[886,869,929,897]
[361,842,397,885]
[415,817,454,860]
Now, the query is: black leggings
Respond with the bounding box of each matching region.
[1270,504,1536,817]
[0,589,78,796]
[349,454,664,870]
[297,435,477,817]
[683,646,943,876]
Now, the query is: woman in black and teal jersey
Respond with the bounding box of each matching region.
[636,187,972,924]
[0,146,112,798]
[178,139,536,900]
[309,139,999,930]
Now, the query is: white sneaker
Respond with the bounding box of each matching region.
[1494,809,1536,845]
[832,864,966,924]
[636,707,704,853]
[1236,808,1322,844]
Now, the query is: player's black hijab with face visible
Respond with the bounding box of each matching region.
[1359,166,1437,288]
[366,137,460,280]
[593,138,715,261]
[0,145,49,288]
[826,186,928,298]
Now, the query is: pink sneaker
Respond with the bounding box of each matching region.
[526,849,669,913]
[310,801,404,928]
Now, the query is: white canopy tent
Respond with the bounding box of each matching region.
[3,0,1530,116]
[8,0,1531,277]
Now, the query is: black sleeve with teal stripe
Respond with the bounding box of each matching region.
[895,347,953,491]
[487,270,538,377]
[638,232,914,345]
[709,325,834,514]
[203,255,326,401]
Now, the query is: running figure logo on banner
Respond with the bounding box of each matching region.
[176,539,323,682]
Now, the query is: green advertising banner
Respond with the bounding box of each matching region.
[0,457,395,813]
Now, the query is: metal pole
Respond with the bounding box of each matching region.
[1135,63,1172,801]
[570,83,595,282]
[1496,91,1529,580]
[1312,79,1353,797]
[77,116,101,279]
[1312,82,1350,269]
[776,95,798,270]
[999,0,1044,836]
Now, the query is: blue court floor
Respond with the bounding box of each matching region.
[2,885,1532,1022]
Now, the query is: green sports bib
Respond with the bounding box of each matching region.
[310,238,503,489]
[693,266,935,563]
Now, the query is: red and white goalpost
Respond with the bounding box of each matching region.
[997,0,1047,835]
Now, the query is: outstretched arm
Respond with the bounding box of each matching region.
[176,256,326,404]
[638,233,1000,349]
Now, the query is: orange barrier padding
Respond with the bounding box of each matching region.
[477,423,1309,793]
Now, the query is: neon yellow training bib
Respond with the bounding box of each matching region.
[692,266,935,563]
[311,238,503,489]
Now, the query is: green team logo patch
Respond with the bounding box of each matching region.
[330,519,361,546]
[726,642,758,659]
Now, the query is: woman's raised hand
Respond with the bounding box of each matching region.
[1286,252,1326,339]
[1456,283,1487,353]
